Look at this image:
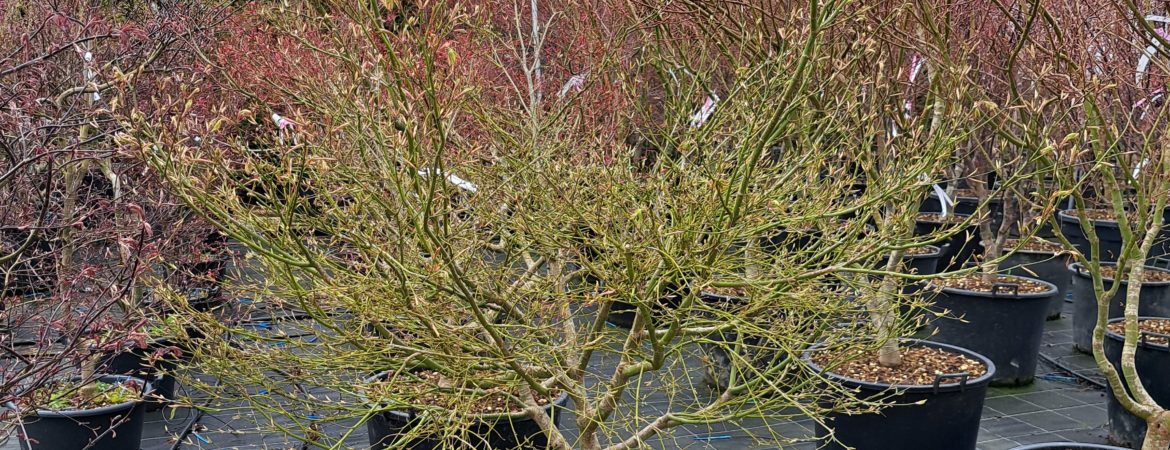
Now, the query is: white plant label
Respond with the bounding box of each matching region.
[419,168,478,193]
[932,183,953,217]
[83,51,100,102]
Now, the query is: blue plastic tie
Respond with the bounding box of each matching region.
[194,433,210,444]
[692,435,732,441]
[1038,373,1078,384]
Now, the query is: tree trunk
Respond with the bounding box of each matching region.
[1142,410,1170,450]
[57,160,89,289]
[870,249,905,367]
[79,351,98,397]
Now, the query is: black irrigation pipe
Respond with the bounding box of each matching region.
[1038,351,1107,390]
[167,378,216,450]
[166,329,238,450]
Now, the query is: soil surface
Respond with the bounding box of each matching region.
[1064,209,1127,222]
[1095,266,1170,282]
[368,370,558,415]
[704,285,747,298]
[933,274,1052,294]
[26,379,144,410]
[1006,238,1065,254]
[813,345,987,386]
[916,213,969,224]
[1107,319,1170,346]
[904,246,939,256]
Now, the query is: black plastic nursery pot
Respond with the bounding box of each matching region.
[896,245,945,327]
[804,339,995,450]
[605,280,689,329]
[696,292,791,391]
[928,276,1058,386]
[921,191,1004,232]
[181,257,230,311]
[1102,317,1170,448]
[902,244,944,292]
[1058,210,1170,263]
[760,227,821,255]
[364,372,569,450]
[1070,263,1170,353]
[1009,444,1129,450]
[905,244,944,277]
[98,341,181,410]
[914,214,980,271]
[1003,250,1073,320]
[18,375,152,450]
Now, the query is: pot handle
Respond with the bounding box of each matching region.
[991,283,1020,296]
[932,372,970,394]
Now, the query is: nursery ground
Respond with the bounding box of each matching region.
[0,297,1116,450]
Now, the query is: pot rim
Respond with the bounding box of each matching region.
[928,191,1003,202]
[914,212,973,225]
[698,291,747,304]
[1057,209,1127,228]
[1004,238,1072,256]
[802,338,996,393]
[903,244,942,259]
[31,375,150,418]
[362,371,570,421]
[929,274,1059,299]
[1069,262,1170,286]
[1008,247,1071,256]
[1103,316,1170,352]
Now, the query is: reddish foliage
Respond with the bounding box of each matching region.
[0,0,231,406]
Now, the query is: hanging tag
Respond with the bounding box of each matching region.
[444,172,478,193]
[1134,158,1150,179]
[83,51,100,102]
[932,183,953,217]
[689,94,719,128]
[904,55,925,117]
[907,54,925,83]
[419,168,478,193]
[272,113,297,146]
[272,113,295,130]
[557,72,587,98]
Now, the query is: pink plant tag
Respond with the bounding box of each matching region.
[690,94,719,128]
[557,73,587,98]
[272,113,295,130]
[903,54,925,116]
